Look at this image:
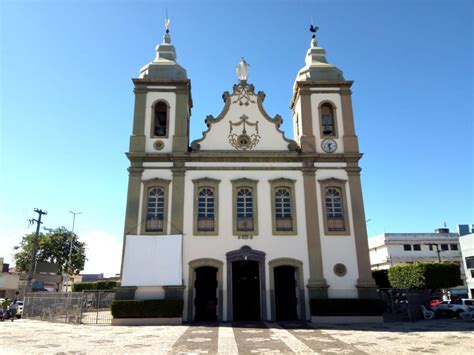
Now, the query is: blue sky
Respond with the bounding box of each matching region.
[1,0,472,275]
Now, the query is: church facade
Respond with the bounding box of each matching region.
[118,25,376,322]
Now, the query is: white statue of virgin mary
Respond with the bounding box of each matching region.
[236,57,250,81]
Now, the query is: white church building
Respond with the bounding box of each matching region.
[118,23,376,322]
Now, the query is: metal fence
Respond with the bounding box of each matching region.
[24,290,115,324]
[378,288,430,322]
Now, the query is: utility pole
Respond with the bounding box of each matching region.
[25,208,47,297]
[427,243,442,263]
[65,211,82,292]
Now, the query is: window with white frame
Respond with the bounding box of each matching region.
[146,187,165,232]
[237,187,254,232]
[275,187,292,231]
[197,187,215,232]
[325,187,345,232]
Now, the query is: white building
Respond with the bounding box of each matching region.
[0,257,19,299]
[118,24,376,322]
[459,233,474,298]
[368,229,463,271]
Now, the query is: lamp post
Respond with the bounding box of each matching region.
[65,211,82,292]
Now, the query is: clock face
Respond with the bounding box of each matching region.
[321,139,337,153]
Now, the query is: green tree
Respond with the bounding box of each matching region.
[14,226,86,275]
[388,262,462,289]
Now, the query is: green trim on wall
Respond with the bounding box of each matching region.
[231,178,259,237]
[192,177,221,236]
[140,178,171,235]
[268,178,298,236]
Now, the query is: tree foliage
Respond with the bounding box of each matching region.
[72,281,117,292]
[14,226,86,275]
[388,262,462,289]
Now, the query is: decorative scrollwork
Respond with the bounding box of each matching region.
[228,115,260,150]
[232,82,256,106]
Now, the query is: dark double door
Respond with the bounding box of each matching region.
[194,266,218,321]
[232,260,261,321]
[194,262,298,321]
[274,265,298,320]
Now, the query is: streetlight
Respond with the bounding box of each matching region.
[65,211,82,292]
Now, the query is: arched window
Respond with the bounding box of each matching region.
[146,187,165,231]
[325,187,345,231]
[197,187,215,231]
[321,103,335,136]
[237,187,254,231]
[275,187,292,231]
[153,102,168,137]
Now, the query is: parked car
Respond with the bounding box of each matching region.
[450,298,474,311]
[16,301,24,318]
[433,300,471,318]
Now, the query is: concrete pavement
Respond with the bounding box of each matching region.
[0,319,473,354]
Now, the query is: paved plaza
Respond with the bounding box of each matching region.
[0,319,473,354]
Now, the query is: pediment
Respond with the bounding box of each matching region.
[191,81,297,152]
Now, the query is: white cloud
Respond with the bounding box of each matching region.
[80,230,123,277]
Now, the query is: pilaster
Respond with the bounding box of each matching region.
[170,164,186,234]
[120,167,143,277]
[172,89,190,153]
[347,166,377,298]
[129,87,147,152]
[299,92,316,153]
[302,163,328,298]
[340,89,360,154]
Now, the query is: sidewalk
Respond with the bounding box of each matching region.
[0,319,472,354]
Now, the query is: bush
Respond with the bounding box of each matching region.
[310,298,384,316]
[388,262,461,290]
[111,299,184,318]
[72,281,117,292]
[372,270,391,288]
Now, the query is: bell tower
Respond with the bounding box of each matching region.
[291,27,376,299]
[121,19,192,280]
[128,19,192,156]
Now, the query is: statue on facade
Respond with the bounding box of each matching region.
[236,57,250,81]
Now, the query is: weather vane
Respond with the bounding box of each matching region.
[310,16,319,42]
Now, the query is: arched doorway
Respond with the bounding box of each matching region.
[274,265,298,320]
[269,258,306,321]
[232,260,260,321]
[226,246,266,321]
[188,258,223,322]
[194,266,218,321]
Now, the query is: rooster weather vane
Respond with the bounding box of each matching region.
[310,24,319,38]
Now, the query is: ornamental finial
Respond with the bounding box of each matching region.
[236,57,250,81]
[309,17,319,46]
[165,10,170,33]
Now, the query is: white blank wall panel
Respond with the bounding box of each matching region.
[121,234,182,286]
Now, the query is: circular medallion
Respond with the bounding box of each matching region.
[333,263,347,277]
[237,134,251,148]
[321,139,337,153]
[153,140,165,151]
